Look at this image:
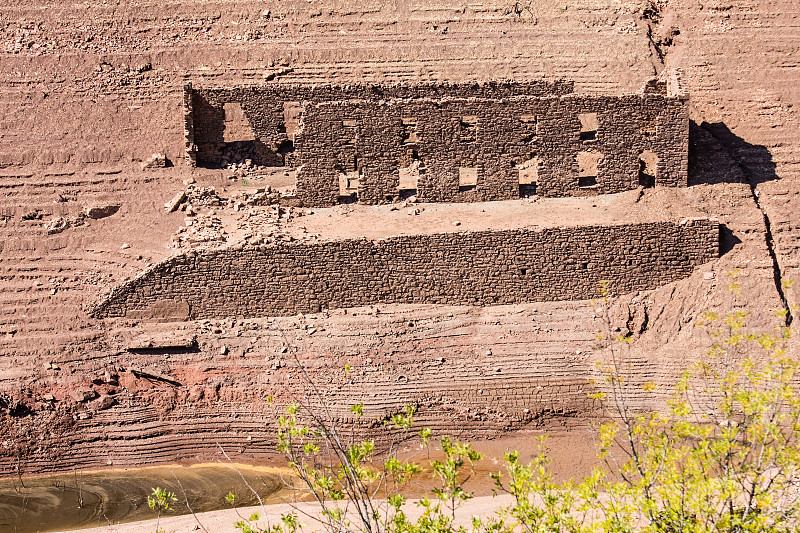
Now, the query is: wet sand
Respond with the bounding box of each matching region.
[0,463,294,533]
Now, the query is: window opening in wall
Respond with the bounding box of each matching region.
[401,117,418,145]
[519,115,537,144]
[639,150,658,188]
[215,103,263,169]
[278,140,295,156]
[223,103,255,142]
[342,119,358,146]
[516,155,540,197]
[338,170,360,202]
[459,164,478,192]
[577,151,602,188]
[459,116,478,143]
[398,148,421,199]
[578,113,597,141]
[283,101,302,141]
[337,155,359,203]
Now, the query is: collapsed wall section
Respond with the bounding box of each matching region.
[94,219,718,320]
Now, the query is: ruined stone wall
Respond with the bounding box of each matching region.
[188,79,687,206]
[295,93,688,205]
[190,80,575,168]
[94,219,718,320]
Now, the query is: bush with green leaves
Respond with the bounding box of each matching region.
[272,392,483,533]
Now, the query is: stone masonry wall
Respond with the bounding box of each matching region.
[190,80,575,168]
[295,93,688,205]
[94,219,718,320]
[187,78,687,206]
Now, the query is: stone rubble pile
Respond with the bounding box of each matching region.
[229,187,283,208]
[234,205,317,247]
[173,213,226,248]
[168,182,317,251]
[187,186,223,207]
[219,141,272,177]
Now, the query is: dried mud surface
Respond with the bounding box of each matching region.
[0,0,798,484]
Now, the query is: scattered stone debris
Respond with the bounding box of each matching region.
[142,152,170,170]
[84,204,120,219]
[46,216,72,234]
[71,389,98,403]
[174,213,226,247]
[44,205,119,234]
[165,190,187,213]
[46,214,87,234]
[187,186,222,207]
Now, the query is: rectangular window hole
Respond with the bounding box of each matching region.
[399,166,419,191]
[519,184,538,197]
[223,103,256,143]
[339,171,359,196]
[639,150,658,188]
[459,116,478,143]
[577,151,601,188]
[283,101,302,141]
[578,113,597,142]
[401,117,419,145]
[516,156,539,185]
[459,166,478,188]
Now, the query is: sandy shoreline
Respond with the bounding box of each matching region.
[63,494,517,533]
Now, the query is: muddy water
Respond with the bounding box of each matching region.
[0,464,294,533]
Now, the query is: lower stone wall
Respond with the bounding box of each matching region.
[94,219,719,320]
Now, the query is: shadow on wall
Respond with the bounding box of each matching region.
[689,120,778,187]
[720,224,742,256]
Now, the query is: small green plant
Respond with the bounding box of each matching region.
[148,486,177,533]
[242,178,250,186]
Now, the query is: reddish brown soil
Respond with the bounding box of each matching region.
[0,0,798,487]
